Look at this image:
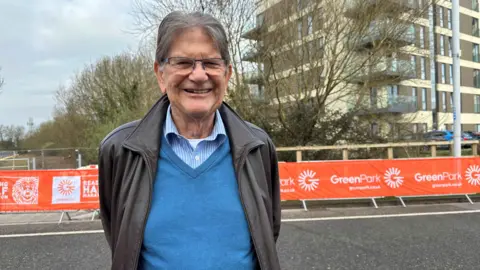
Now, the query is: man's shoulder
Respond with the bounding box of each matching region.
[244,121,275,146]
[99,119,141,150]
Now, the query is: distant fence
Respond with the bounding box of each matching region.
[276,140,480,162]
[0,148,98,170]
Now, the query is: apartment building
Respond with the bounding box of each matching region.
[241,0,480,135]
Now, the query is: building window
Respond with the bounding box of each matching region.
[413,123,418,134]
[449,64,453,84]
[450,92,453,111]
[440,35,445,55]
[419,26,425,48]
[411,55,417,76]
[475,95,480,113]
[474,44,480,62]
[439,7,444,27]
[297,20,302,39]
[476,124,480,132]
[370,87,377,108]
[474,18,480,37]
[474,0,479,12]
[448,37,452,57]
[412,87,418,109]
[422,123,428,132]
[475,69,480,88]
[422,88,427,110]
[442,92,447,112]
[448,9,452,29]
[388,85,399,100]
[371,123,379,136]
[441,63,446,84]
[307,15,313,35]
[297,0,302,11]
[431,89,436,111]
[420,57,426,79]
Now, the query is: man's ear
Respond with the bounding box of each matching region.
[225,63,233,82]
[154,61,167,94]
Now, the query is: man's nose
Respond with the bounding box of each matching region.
[189,61,208,81]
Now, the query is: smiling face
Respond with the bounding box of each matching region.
[154,27,232,121]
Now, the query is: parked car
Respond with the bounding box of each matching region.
[463,131,480,140]
[423,130,452,150]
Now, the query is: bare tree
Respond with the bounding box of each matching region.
[225,0,433,159]
[130,0,258,96]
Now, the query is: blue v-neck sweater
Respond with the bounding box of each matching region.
[138,136,256,270]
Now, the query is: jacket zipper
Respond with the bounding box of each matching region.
[236,141,265,270]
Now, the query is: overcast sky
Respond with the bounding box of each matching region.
[0,0,142,127]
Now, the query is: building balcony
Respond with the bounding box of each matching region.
[345,0,416,18]
[242,47,261,62]
[241,21,265,41]
[353,21,416,50]
[243,71,264,85]
[353,95,418,115]
[348,58,415,84]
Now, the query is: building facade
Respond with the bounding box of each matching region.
[242,0,480,135]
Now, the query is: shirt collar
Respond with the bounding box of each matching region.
[163,105,227,143]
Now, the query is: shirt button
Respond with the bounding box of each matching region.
[195,155,200,161]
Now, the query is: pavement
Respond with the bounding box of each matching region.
[0,210,98,225]
[1,203,480,269]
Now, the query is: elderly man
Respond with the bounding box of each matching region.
[98,11,281,270]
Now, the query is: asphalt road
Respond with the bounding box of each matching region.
[1,210,480,270]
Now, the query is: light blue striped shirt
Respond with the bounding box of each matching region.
[163,105,227,168]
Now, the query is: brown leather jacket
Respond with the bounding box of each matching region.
[98,95,281,270]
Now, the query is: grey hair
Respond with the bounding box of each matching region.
[155,11,231,65]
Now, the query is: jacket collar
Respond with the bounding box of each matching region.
[122,94,264,163]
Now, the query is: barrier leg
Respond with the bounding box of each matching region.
[465,194,474,204]
[91,210,99,220]
[398,197,407,207]
[371,198,378,209]
[302,200,308,211]
[58,212,72,224]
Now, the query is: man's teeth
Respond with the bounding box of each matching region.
[184,89,211,94]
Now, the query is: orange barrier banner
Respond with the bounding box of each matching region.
[0,169,98,212]
[2,157,480,211]
[279,157,480,200]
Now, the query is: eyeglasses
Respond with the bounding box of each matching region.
[161,57,227,74]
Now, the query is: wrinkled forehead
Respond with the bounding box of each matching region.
[167,26,222,56]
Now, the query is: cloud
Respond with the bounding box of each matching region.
[0,0,141,126]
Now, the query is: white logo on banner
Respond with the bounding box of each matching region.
[298,170,319,192]
[384,167,404,189]
[465,165,480,186]
[52,176,81,204]
[12,177,39,204]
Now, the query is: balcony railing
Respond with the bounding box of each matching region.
[352,95,418,114]
[345,0,416,18]
[241,48,260,62]
[475,104,480,113]
[349,58,416,84]
[243,71,264,85]
[353,20,416,50]
[242,17,265,40]
[473,27,480,37]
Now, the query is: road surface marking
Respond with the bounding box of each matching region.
[282,209,480,222]
[1,209,479,237]
[0,230,104,238]
[0,219,101,227]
